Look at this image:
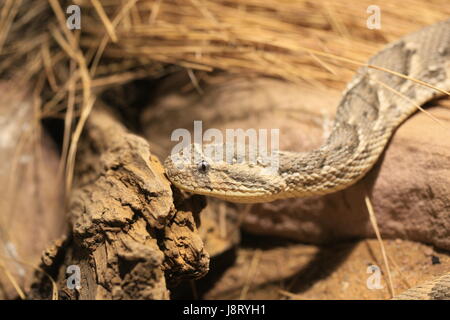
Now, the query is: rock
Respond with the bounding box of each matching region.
[0,81,65,299]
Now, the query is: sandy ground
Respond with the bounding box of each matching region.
[172,235,450,300]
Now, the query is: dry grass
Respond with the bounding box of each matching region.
[365,194,395,298]
[2,1,450,91]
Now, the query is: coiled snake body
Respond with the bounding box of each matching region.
[165,20,450,299]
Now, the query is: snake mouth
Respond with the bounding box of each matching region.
[168,179,277,203]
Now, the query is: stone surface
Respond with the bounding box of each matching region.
[0,81,65,299]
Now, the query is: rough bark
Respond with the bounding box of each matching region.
[0,82,65,299]
[32,103,209,299]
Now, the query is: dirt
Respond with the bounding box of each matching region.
[176,236,450,300]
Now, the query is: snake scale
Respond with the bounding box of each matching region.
[164,20,450,299]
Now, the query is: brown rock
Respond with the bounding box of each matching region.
[199,239,450,300]
[0,82,65,299]
[31,103,209,299]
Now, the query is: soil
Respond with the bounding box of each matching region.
[181,236,450,300]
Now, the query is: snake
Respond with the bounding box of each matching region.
[164,20,450,299]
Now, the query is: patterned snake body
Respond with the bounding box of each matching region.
[164,20,450,299]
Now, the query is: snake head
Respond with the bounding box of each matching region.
[164,143,285,203]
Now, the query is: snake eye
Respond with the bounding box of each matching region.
[197,160,209,173]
